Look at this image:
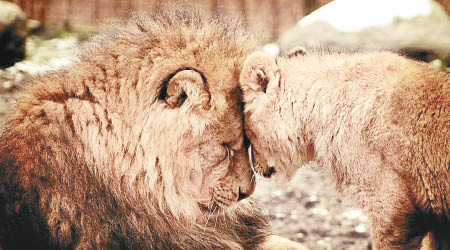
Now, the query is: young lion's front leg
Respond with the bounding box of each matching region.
[370,219,424,250]
[366,180,426,250]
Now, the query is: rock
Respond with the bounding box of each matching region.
[2,81,13,90]
[278,0,450,62]
[354,224,367,234]
[431,58,446,70]
[0,67,30,93]
[26,19,42,34]
[0,0,27,68]
[262,43,280,57]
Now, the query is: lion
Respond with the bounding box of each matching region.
[239,49,450,250]
[0,6,308,250]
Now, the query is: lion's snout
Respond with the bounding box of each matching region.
[237,176,256,201]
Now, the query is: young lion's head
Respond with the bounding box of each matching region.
[239,51,313,181]
[0,7,265,249]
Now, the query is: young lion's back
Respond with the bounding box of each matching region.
[291,51,450,220]
[240,49,450,249]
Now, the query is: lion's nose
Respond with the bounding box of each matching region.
[237,178,255,201]
[237,187,250,201]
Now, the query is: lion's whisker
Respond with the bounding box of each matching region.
[203,203,217,231]
[214,207,221,229]
[221,209,228,228]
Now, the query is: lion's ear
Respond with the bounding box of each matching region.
[287,46,307,58]
[239,51,279,96]
[162,69,210,109]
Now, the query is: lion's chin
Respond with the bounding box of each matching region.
[199,201,231,215]
[199,203,219,214]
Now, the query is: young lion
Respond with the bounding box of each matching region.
[0,7,307,250]
[240,50,450,250]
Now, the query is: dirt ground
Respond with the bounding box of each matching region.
[0,34,371,250]
[254,167,371,250]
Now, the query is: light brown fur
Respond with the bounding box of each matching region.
[0,7,307,250]
[240,50,450,250]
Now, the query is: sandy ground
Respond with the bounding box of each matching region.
[254,166,371,250]
[0,34,371,250]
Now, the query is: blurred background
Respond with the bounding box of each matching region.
[6,0,331,39]
[0,0,449,249]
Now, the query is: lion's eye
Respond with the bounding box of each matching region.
[212,143,231,165]
[223,143,230,158]
[198,143,231,166]
[222,143,234,159]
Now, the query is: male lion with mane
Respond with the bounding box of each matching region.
[0,6,307,250]
[240,49,450,250]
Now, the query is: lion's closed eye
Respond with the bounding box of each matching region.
[198,143,231,166]
[221,143,232,161]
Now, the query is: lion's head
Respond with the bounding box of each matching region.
[0,6,269,249]
[71,8,259,219]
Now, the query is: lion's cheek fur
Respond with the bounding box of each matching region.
[63,97,205,221]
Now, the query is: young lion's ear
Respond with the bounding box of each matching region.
[239,51,279,97]
[287,46,307,58]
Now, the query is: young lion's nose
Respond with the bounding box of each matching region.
[262,166,276,178]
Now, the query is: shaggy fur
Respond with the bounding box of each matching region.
[240,50,450,250]
[0,7,307,250]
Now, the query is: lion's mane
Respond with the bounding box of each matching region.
[0,6,271,250]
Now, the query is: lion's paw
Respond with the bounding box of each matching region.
[258,235,310,250]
